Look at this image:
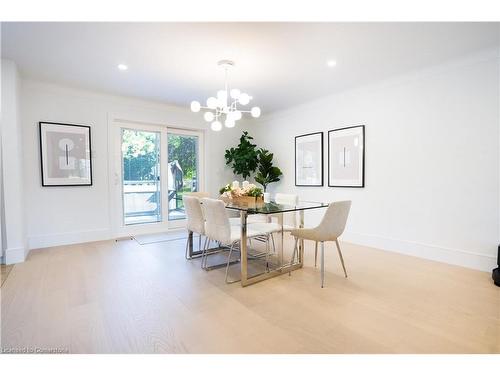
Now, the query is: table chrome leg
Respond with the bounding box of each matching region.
[280,213,284,268]
[240,211,248,286]
[299,210,305,264]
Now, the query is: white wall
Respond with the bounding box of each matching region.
[21,80,243,250]
[250,49,500,272]
[1,59,26,264]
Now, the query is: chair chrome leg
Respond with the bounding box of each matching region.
[225,243,235,283]
[198,234,202,252]
[271,233,276,253]
[265,235,270,272]
[321,241,325,288]
[335,239,348,278]
[201,236,209,269]
[289,237,299,276]
[314,241,318,268]
[185,232,191,260]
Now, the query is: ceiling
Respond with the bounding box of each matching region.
[2,22,499,113]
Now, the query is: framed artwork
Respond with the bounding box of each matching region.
[295,132,323,186]
[39,122,93,186]
[328,125,365,188]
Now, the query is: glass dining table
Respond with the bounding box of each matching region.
[224,200,329,287]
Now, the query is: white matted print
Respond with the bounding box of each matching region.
[39,122,92,186]
[328,125,365,187]
[295,132,323,186]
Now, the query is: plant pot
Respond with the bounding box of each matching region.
[263,192,271,203]
[231,195,264,207]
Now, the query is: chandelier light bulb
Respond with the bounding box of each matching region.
[211,121,222,131]
[251,107,261,118]
[190,100,201,112]
[225,118,236,128]
[238,93,250,105]
[204,112,215,122]
[230,88,241,99]
[207,97,218,109]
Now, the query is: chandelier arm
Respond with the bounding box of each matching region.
[224,66,229,108]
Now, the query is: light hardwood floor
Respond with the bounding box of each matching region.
[1,235,499,353]
[1,264,14,287]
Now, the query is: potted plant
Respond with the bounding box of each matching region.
[255,148,283,198]
[224,131,259,179]
[219,183,264,206]
[223,132,283,203]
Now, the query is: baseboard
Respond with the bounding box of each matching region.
[27,227,186,254]
[25,228,497,272]
[342,232,496,272]
[27,229,112,250]
[5,246,26,264]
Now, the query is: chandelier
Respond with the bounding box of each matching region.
[190,60,261,131]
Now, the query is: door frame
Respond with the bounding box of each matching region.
[108,117,205,238]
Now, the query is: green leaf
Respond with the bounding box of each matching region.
[223,131,260,179]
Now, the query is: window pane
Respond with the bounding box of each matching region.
[168,133,199,220]
[121,129,161,225]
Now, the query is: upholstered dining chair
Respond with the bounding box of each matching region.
[200,198,278,283]
[253,193,299,254]
[184,191,210,198]
[182,195,206,259]
[290,201,351,288]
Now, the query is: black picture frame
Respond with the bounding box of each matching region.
[295,131,324,187]
[39,121,93,187]
[328,125,365,188]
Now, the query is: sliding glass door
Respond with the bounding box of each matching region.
[121,128,161,225]
[167,131,200,221]
[113,122,203,233]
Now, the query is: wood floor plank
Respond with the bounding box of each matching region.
[1,235,499,353]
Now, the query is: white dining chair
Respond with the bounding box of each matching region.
[184,191,210,199]
[201,198,278,283]
[252,193,299,254]
[290,201,351,288]
[182,195,206,259]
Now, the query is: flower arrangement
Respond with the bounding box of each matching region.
[219,181,263,200]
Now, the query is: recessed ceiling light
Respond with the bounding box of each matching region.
[326,60,337,68]
[117,64,128,71]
